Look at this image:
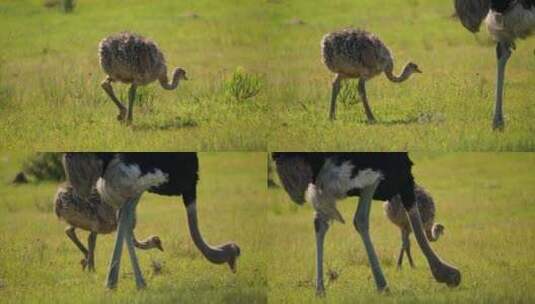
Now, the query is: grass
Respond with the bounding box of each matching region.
[0,152,268,303]
[268,153,535,303]
[267,0,535,151]
[0,0,270,151]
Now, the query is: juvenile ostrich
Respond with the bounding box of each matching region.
[99,32,188,124]
[273,153,460,295]
[384,185,444,268]
[54,183,163,271]
[62,153,239,289]
[321,29,422,122]
[454,0,535,130]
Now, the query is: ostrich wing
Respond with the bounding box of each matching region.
[454,0,491,32]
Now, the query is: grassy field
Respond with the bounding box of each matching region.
[268,153,535,303]
[0,0,270,151]
[267,0,535,151]
[0,152,268,303]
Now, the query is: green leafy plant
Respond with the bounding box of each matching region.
[63,0,75,13]
[224,67,263,102]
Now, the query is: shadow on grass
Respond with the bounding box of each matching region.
[133,116,199,131]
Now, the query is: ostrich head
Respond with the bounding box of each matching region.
[148,236,164,251]
[406,62,423,74]
[173,67,188,80]
[220,242,240,273]
[62,153,103,199]
[431,223,445,241]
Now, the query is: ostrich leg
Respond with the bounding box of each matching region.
[353,180,388,292]
[101,77,127,122]
[126,84,137,125]
[400,230,415,268]
[106,204,130,289]
[123,197,146,289]
[493,41,512,130]
[329,74,342,120]
[65,227,89,270]
[357,79,376,123]
[86,232,97,271]
[406,206,461,286]
[313,213,330,296]
[396,230,405,268]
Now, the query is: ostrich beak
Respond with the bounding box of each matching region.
[156,243,164,252]
[415,67,423,73]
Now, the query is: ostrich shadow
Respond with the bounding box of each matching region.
[132,116,199,131]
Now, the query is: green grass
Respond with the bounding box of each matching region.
[0,152,268,303]
[268,153,535,303]
[0,0,270,151]
[267,0,535,151]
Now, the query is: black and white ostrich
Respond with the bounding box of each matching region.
[454,0,535,130]
[272,153,460,295]
[62,153,240,289]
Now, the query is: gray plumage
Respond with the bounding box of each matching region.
[454,0,535,130]
[383,185,444,268]
[98,32,188,124]
[321,29,422,122]
[54,183,163,271]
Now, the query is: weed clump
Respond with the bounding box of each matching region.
[224,67,263,102]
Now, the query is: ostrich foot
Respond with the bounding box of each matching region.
[492,118,504,131]
[430,262,461,287]
[80,257,95,272]
[315,286,326,297]
[117,108,127,122]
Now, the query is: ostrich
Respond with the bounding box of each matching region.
[321,29,422,123]
[454,0,535,130]
[384,185,444,268]
[272,153,460,295]
[99,32,188,125]
[54,182,163,272]
[62,153,239,289]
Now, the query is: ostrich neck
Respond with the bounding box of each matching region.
[133,237,156,249]
[384,63,413,83]
[159,68,181,90]
[186,203,229,264]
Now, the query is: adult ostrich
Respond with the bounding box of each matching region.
[99,32,188,124]
[454,0,535,130]
[62,153,240,289]
[273,153,460,295]
[321,29,422,122]
[384,184,444,268]
[54,182,163,272]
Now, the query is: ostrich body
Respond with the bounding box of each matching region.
[273,153,460,295]
[454,0,535,130]
[321,29,422,122]
[99,32,187,124]
[54,183,163,271]
[384,185,444,268]
[62,153,239,289]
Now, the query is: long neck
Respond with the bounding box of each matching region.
[159,68,181,90]
[384,63,414,83]
[186,203,229,264]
